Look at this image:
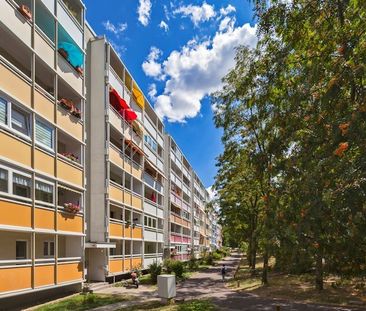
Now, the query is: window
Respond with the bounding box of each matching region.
[0,168,8,192]
[144,216,147,226]
[16,240,27,259]
[144,135,157,152]
[110,211,115,219]
[35,180,53,203]
[0,97,7,125]
[152,218,156,228]
[110,248,116,256]
[36,119,54,150]
[13,173,31,198]
[43,241,54,257]
[11,105,31,136]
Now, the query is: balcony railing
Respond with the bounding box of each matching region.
[144,172,163,193]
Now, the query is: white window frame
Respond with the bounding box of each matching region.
[35,117,55,152]
[43,240,55,258]
[35,178,55,207]
[0,164,32,202]
[16,239,28,260]
[0,94,32,141]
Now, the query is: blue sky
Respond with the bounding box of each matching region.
[84,0,257,188]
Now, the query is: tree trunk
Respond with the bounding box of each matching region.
[262,250,269,285]
[315,248,324,290]
[247,239,252,267]
[251,237,257,274]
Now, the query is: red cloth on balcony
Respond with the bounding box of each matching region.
[109,88,137,122]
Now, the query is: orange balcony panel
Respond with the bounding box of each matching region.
[35,208,55,230]
[109,146,123,167]
[57,159,83,187]
[182,220,189,228]
[131,164,142,180]
[57,212,83,233]
[57,262,83,283]
[132,227,142,239]
[124,225,132,238]
[0,62,31,107]
[34,264,55,287]
[35,149,55,176]
[110,183,123,202]
[34,89,55,122]
[123,191,132,206]
[131,195,142,210]
[131,258,142,270]
[57,106,83,141]
[124,259,131,271]
[0,200,31,227]
[124,159,132,174]
[0,266,31,293]
[109,222,123,237]
[0,131,31,167]
[109,259,123,274]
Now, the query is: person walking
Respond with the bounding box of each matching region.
[221,264,227,282]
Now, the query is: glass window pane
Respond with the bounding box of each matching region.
[16,241,27,259]
[36,119,54,149]
[13,173,31,198]
[50,242,55,256]
[0,168,8,192]
[35,180,53,203]
[43,241,48,256]
[11,106,30,136]
[0,97,7,125]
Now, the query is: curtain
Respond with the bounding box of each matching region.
[13,173,30,186]
[36,181,53,193]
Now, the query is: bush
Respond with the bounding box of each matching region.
[171,260,185,278]
[149,261,162,284]
[187,255,199,271]
[163,259,174,274]
[212,251,222,260]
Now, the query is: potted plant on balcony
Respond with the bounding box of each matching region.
[125,221,131,228]
[58,48,69,60]
[61,152,78,162]
[59,98,73,111]
[75,66,83,76]
[71,106,81,118]
[18,4,32,20]
[64,203,80,213]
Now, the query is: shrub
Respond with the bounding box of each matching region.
[163,259,174,274]
[171,260,185,278]
[204,253,214,265]
[212,251,222,260]
[149,261,162,284]
[187,255,199,271]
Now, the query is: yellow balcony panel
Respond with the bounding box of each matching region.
[57,106,83,141]
[182,220,190,228]
[34,264,55,287]
[34,89,55,122]
[57,211,83,233]
[109,222,123,237]
[0,200,31,228]
[131,164,142,180]
[34,32,54,69]
[0,62,31,108]
[109,145,123,168]
[35,208,55,230]
[0,3,32,47]
[124,259,131,271]
[109,259,123,274]
[131,258,142,270]
[123,225,132,238]
[110,183,123,203]
[0,131,31,167]
[0,266,31,293]
[57,56,83,95]
[132,227,142,239]
[123,191,132,206]
[35,149,55,176]
[57,262,83,283]
[131,194,142,210]
[123,159,132,174]
[57,158,83,187]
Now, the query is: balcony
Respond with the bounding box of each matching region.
[109,182,123,203]
[57,211,83,233]
[57,157,83,187]
[34,207,55,230]
[57,105,83,142]
[182,200,190,211]
[170,171,182,189]
[171,234,183,243]
[57,261,83,284]
[34,88,55,123]
[0,199,31,228]
[170,192,182,208]
[57,131,82,168]
[0,265,32,293]
[131,193,142,210]
[0,131,31,167]
[132,226,143,239]
[109,221,123,238]
[132,161,143,180]
[109,258,123,274]
[144,172,163,194]
[109,143,124,168]
[34,263,55,288]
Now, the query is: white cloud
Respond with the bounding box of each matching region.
[173,2,216,27]
[102,20,127,36]
[137,0,152,26]
[159,20,169,32]
[142,47,165,80]
[220,4,236,16]
[145,18,257,122]
[148,83,157,99]
[219,16,235,32]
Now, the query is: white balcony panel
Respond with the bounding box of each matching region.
[1,2,32,47]
[123,86,131,104]
[157,207,164,219]
[35,32,54,68]
[131,100,142,121]
[57,2,83,49]
[144,229,157,241]
[157,134,164,148]
[157,159,164,173]
[41,0,55,13]
[144,116,156,137]
[145,147,157,165]
[144,200,157,216]
[109,108,123,134]
[157,232,164,242]
[183,167,190,179]
[109,68,124,97]
[57,56,83,94]
[183,184,190,196]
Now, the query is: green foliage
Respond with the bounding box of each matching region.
[177,299,216,311]
[149,261,162,284]
[163,259,174,274]
[171,260,185,278]
[187,255,199,271]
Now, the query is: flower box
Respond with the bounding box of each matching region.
[59,98,74,111]
[58,48,69,60]
[71,106,81,119]
[75,66,83,76]
[64,203,80,214]
[18,4,32,20]
[61,152,78,162]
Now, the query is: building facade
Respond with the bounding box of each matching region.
[0,0,221,299]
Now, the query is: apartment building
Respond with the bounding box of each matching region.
[85,30,165,282]
[0,0,221,300]
[0,0,86,297]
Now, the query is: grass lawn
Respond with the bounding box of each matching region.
[34,293,132,311]
[117,299,217,311]
[229,257,366,307]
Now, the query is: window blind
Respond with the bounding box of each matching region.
[0,98,7,125]
[36,120,53,149]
